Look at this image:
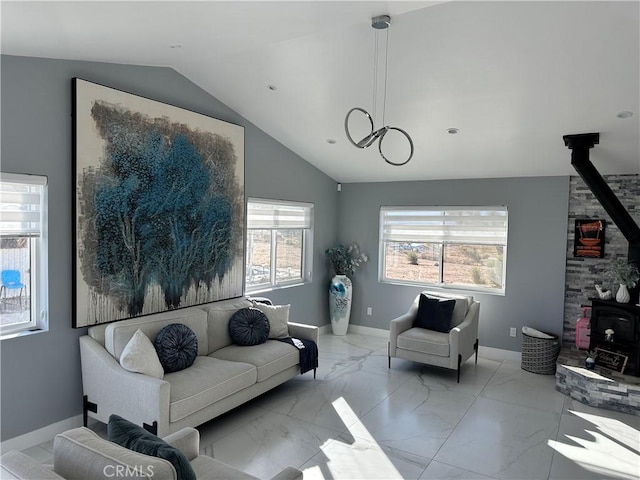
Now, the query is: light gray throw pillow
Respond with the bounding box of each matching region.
[119,329,164,379]
[252,302,290,338]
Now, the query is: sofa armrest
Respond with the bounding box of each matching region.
[449,301,480,365]
[389,312,415,356]
[287,321,319,344]
[163,428,200,461]
[1,451,64,480]
[270,466,303,480]
[79,335,171,436]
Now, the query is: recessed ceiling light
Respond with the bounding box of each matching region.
[616,111,633,119]
[447,128,460,134]
[267,85,277,91]
[326,139,337,144]
[169,44,182,49]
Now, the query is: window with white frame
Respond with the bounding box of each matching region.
[379,206,508,294]
[245,198,313,292]
[0,173,48,337]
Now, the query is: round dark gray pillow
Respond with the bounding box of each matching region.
[228,307,270,346]
[154,323,198,373]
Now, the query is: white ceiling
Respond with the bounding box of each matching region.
[2,1,639,183]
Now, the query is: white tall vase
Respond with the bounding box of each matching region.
[329,274,352,335]
[616,283,631,303]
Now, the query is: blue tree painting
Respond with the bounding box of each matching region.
[76,89,244,325]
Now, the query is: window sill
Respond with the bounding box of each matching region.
[379,279,506,296]
[0,327,47,341]
[246,281,310,295]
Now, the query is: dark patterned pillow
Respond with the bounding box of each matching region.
[228,307,270,346]
[153,324,198,373]
[108,414,196,480]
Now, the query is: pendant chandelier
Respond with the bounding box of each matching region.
[344,15,414,166]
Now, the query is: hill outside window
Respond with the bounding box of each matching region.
[379,206,508,294]
[245,198,314,293]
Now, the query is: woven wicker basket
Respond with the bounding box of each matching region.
[521,331,560,375]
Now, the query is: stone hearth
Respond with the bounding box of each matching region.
[555,346,640,416]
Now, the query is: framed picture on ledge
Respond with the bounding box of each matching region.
[72,78,245,328]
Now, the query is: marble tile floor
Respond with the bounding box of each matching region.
[23,332,640,479]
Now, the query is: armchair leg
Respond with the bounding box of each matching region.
[457,354,462,383]
[474,338,479,364]
[388,342,391,369]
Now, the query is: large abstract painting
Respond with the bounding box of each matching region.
[73,78,244,328]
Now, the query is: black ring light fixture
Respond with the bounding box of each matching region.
[344,108,414,166]
[344,15,414,166]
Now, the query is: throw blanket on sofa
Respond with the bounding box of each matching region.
[276,337,318,375]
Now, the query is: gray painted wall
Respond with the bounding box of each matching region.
[0,54,574,442]
[337,177,570,351]
[0,55,338,441]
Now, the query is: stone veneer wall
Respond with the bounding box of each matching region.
[563,174,640,344]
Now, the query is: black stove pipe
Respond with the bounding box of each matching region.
[564,133,640,302]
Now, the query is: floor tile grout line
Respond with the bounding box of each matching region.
[424,358,505,477]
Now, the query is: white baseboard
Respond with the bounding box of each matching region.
[479,345,522,362]
[318,324,332,335]
[346,324,389,338]
[318,324,389,338]
[1,414,83,453]
[319,325,521,361]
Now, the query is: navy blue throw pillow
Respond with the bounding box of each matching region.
[413,295,456,333]
[228,307,270,346]
[154,324,198,373]
[107,414,196,480]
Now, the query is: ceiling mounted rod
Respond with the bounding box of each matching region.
[563,133,640,245]
[344,15,414,166]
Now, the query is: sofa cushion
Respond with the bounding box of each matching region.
[200,297,253,353]
[228,308,270,346]
[108,414,196,480]
[53,427,174,480]
[414,295,456,333]
[1,451,64,480]
[210,340,299,383]
[120,329,164,379]
[105,308,208,360]
[165,356,257,422]
[397,327,450,357]
[154,324,198,373]
[251,302,290,339]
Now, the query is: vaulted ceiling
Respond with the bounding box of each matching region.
[2,1,639,182]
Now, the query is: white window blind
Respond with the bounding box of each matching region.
[380,206,508,245]
[247,199,313,229]
[0,173,47,237]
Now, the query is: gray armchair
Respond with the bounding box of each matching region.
[1,427,302,480]
[388,291,479,382]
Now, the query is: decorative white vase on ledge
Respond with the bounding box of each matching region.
[616,283,631,303]
[329,274,352,335]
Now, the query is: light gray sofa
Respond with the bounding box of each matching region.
[0,426,302,479]
[80,297,319,437]
[388,291,479,382]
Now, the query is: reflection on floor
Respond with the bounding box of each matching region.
[23,332,640,479]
